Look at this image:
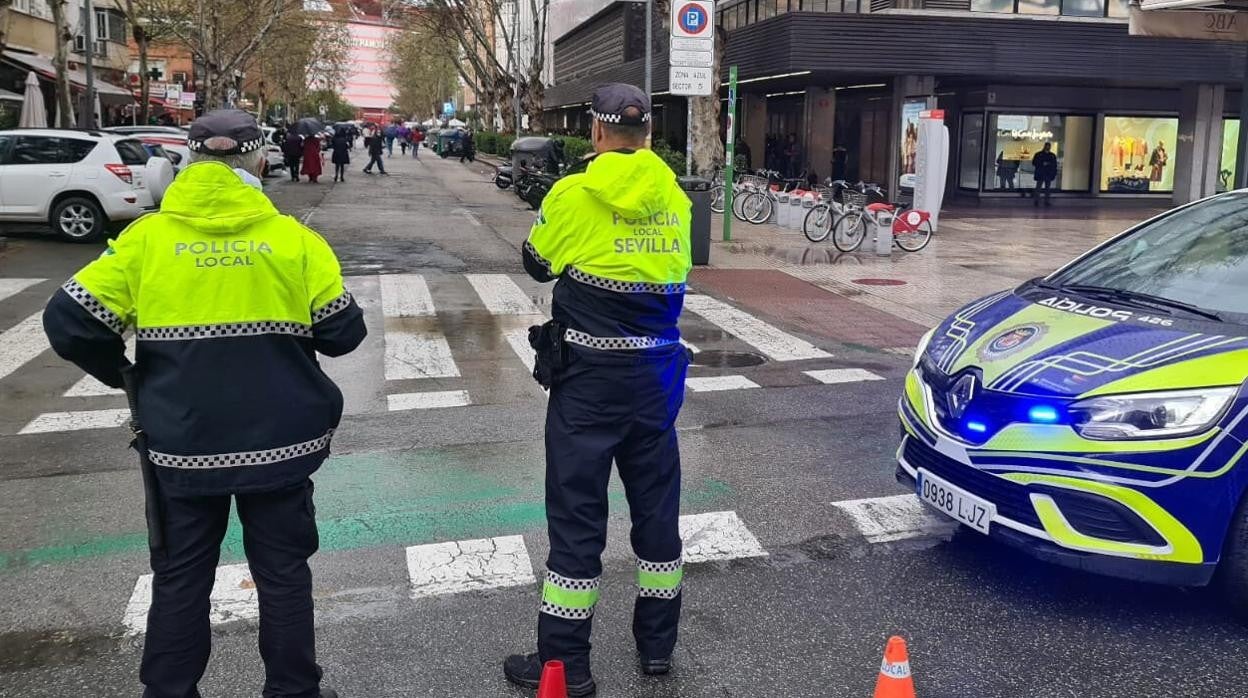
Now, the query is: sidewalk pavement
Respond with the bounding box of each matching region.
[705,207,1160,328]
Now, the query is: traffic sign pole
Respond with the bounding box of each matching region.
[723,65,737,242]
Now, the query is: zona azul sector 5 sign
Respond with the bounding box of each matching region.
[670,0,715,96]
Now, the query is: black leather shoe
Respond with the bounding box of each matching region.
[640,657,672,676]
[503,652,596,696]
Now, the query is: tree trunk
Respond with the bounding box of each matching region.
[689,26,727,176]
[525,75,545,134]
[49,0,75,128]
[136,26,150,124]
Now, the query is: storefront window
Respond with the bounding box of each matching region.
[971,0,1014,11]
[1061,0,1103,16]
[1220,119,1239,193]
[1017,0,1059,14]
[960,113,985,190]
[1107,0,1130,16]
[1100,116,1179,194]
[983,114,1092,193]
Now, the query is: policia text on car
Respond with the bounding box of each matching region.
[42,110,364,698]
[506,83,694,697]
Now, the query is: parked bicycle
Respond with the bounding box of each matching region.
[833,198,934,253]
[734,169,808,225]
[803,179,859,243]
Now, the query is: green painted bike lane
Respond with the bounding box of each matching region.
[0,447,734,571]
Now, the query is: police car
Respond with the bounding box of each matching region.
[898,191,1248,606]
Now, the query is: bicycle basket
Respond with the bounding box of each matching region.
[841,190,867,209]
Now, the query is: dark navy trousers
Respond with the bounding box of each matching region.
[141,480,322,698]
[538,345,689,675]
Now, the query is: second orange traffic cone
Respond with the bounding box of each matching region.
[536,659,568,698]
[872,635,916,698]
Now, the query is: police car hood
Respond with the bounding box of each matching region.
[580,149,679,219]
[158,161,279,234]
[923,286,1248,398]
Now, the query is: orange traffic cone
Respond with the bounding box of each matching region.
[873,635,916,698]
[536,659,568,698]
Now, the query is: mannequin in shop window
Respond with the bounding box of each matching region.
[1032,142,1058,207]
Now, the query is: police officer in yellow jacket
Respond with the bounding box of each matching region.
[504,84,692,696]
[42,110,364,698]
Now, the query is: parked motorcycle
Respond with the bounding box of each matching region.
[493,164,513,189]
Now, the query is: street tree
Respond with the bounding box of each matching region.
[386,25,459,122]
[658,1,725,176]
[252,8,352,120]
[141,0,301,109]
[120,0,181,124]
[48,0,75,127]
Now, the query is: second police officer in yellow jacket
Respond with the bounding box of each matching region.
[505,84,693,696]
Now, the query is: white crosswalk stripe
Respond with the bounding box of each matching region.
[831,494,954,543]
[0,313,51,382]
[0,278,45,304]
[118,510,774,634]
[1,272,883,434]
[682,294,832,362]
[465,274,540,315]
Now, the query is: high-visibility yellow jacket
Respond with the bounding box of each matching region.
[523,148,692,350]
[43,161,366,495]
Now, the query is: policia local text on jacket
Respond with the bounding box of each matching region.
[43,154,365,697]
[507,90,692,693]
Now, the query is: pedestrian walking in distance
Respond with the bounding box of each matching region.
[460,129,476,164]
[412,127,424,159]
[363,130,387,175]
[302,133,324,184]
[42,109,365,698]
[331,130,350,182]
[1032,141,1058,207]
[283,130,303,182]
[505,83,693,696]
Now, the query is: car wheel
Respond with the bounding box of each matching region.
[1217,493,1248,616]
[51,197,106,242]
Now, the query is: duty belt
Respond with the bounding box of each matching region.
[564,329,679,351]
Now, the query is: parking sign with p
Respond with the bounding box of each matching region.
[672,0,714,38]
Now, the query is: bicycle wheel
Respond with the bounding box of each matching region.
[732,189,752,222]
[803,204,834,243]
[832,213,867,252]
[744,192,773,224]
[710,184,726,213]
[895,219,933,252]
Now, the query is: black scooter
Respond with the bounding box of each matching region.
[494,164,513,189]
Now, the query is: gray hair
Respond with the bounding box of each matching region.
[188,136,265,171]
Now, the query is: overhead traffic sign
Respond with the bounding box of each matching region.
[672,0,713,38]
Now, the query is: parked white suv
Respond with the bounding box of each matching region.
[0,129,175,242]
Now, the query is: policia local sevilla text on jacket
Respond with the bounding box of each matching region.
[42,153,365,698]
[516,139,693,690]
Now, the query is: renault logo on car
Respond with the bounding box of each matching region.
[948,374,977,419]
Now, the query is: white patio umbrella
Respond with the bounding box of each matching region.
[19,71,47,128]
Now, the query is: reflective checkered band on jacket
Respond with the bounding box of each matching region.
[137,321,313,341]
[564,329,678,351]
[524,240,553,272]
[63,279,125,335]
[567,267,685,295]
[540,570,601,620]
[312,291,353,324]
[148,429,334,469]
[637,556,683,600]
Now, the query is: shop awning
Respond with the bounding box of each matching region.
[2,50,134,104]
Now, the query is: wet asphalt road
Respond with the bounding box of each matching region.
[0,151,1245,697]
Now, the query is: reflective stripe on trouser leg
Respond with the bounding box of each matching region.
[540,570,601,620]
[637,557,683,599]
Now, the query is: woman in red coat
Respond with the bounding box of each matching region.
[301,135,324,183]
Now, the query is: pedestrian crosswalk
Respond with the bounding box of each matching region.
[0,273,890,435]
[120,509,771,636]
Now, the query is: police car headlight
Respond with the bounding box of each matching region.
[913,329,936,368]
[1069,387,1238,441]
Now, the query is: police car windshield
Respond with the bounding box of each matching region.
[1048,191,1248,325]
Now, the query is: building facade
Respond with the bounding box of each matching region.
[545,0,1248,205]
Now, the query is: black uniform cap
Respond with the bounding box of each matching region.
[590,83,651,125]
[187,109,266,155]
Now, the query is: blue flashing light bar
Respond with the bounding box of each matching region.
[966,421,988,434]
[1028,405,1060,424]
